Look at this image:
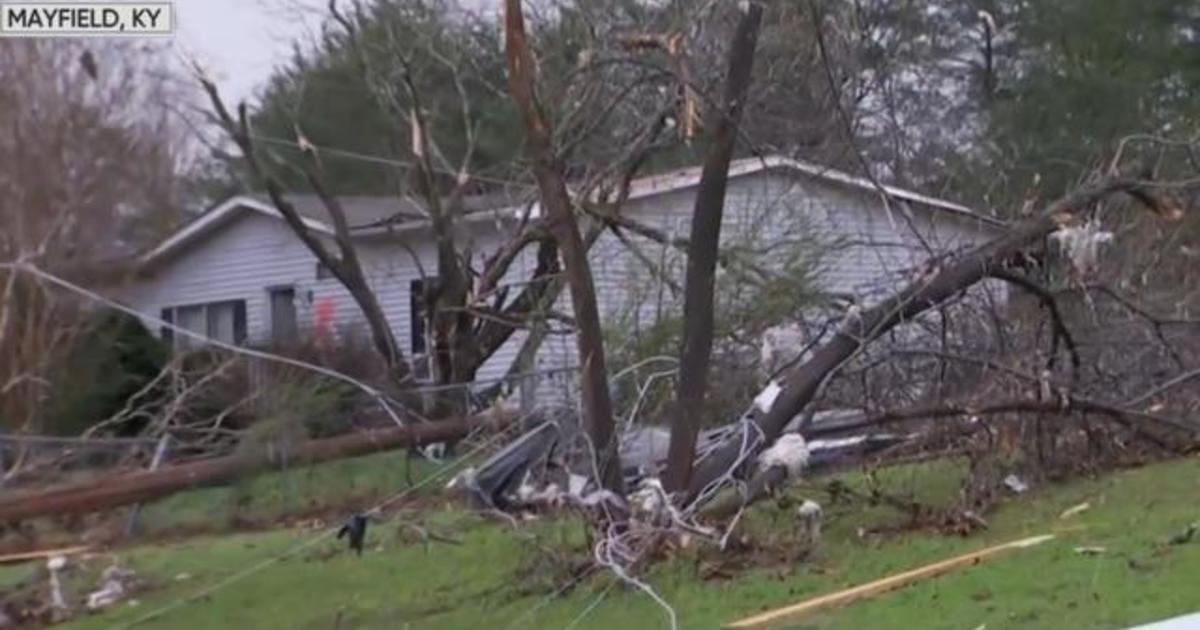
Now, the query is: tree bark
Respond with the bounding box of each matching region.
[504,0,625,493]
[0,411,512,522]
[686,176,1184,501]
[199,79,412,385]
[664,2,763,493]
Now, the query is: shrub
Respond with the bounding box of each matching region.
[43,308,168,436]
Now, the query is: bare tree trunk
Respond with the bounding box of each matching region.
[686,176,1185,501]
[664,2,764,493]
[504,0,625,494]
[199,79,413,386]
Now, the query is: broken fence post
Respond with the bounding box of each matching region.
[125,434,172,538]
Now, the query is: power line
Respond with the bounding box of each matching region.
[247,133,528,188]
[116,422,520,628]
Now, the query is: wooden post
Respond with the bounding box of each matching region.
[724,534,1055,628]
[125,434,171,537]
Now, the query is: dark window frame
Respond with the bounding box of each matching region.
[160,299,247,348]
[409,278,431,355]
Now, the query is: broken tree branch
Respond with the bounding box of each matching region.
[505,0,624,493]
[197,76,412,384]
[687,175,1185,502]
[989,269,1081,374]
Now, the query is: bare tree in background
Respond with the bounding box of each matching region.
[200,77,416,388]
[0,40,188,463]
[199,0,671,422]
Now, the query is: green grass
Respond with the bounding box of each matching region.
[30,454,1200,630]
[134,450,445,535]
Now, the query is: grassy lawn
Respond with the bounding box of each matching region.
[5,453,1197,629]
[133,450,447,535]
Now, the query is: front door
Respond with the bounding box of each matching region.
[269,286,298,345]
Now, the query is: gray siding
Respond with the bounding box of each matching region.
[533,171,1005,402]
[116,168,1003,408]
[119,212,531,386]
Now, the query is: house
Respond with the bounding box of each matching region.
[115,156,1006,405]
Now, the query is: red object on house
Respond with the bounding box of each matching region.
[314,297,336,350]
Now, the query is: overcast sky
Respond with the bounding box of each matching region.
[174,0,327,104]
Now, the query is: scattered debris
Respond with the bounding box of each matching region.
[1074,546,1107,556]
[86,564,136,611]
[457,420,561,510]
[1060,502,1091,520]
[760,322,807,378]
[1167,522,1197,546]
[0,545,90,565]
[796,500,823,547]
[805,433,913,469]
[1050,218,1114,279]
[630,477,669,516]
[567,473,589,498]
[753,381,783,414]
[1003,474,1029,494]
[724,534,1056,628]
[46,555,71,619]
[758,434,810,478]
[337,515,369,556]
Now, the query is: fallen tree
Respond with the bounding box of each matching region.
[0,410,512,522]
[687,174,1191,504]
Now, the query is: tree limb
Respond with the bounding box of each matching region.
[505,0,625,493]
[688,175,1185,501]
[665,1,764,492]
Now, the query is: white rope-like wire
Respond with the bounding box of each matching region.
[0,262,422,427]
[0,261,584,405]
[561,580,616,630]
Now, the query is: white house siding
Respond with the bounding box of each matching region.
[118,211,534,388]
[116,168,1004,410]
[531,169,1005,405]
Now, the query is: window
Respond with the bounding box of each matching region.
[160,300,246,348]
[269,286,298,344]
[410,278,432,354]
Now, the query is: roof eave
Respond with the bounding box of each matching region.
[137,196,335,270]
[621,155,1007,229]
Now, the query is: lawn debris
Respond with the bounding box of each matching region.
[86,564,136,611]
[46,556,70,620]
[1059,502,1091,520]
[795,500,823,548]
[724,534,1056,628]
[758,434,810,478]
[1074,546,1107,555]
[337,514,369,556]
[0,545,90,565]
[1003,474,1029,494]
[1167,522,1197,546]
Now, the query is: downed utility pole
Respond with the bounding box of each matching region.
[0,411,512,523]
